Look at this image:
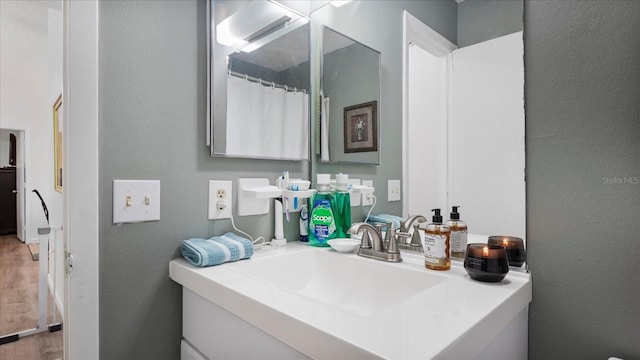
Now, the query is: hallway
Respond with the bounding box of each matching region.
[0,235,63,360]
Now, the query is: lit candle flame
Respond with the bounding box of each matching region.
[503,238,509,247]
[483,246,489,257]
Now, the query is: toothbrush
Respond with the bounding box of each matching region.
[283,171,291,221]
[291,184,299,210]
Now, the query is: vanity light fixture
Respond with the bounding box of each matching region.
[216,0,304,52]
[240,17,308,53]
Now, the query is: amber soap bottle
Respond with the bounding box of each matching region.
[423,209,451,270]
[446,206,468,259]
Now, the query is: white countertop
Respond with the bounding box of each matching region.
[170,241,531,359]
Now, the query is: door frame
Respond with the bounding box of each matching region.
[0,128,30,243]
[402,11,456,217]
[62,0,99,358]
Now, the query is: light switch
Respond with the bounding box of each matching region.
[388,179,401,202]
[113,180,160,224]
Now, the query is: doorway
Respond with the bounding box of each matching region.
[0,0,65,355]
[0,129,27,241]
[0,167,17,235]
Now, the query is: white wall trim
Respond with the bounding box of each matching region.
[47,274,64,318]
[402,11,456,217]
[63,0,99,359]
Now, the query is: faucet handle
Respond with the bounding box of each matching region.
[387,231,411,255]
[383,221,393,243]
[359,231,372,249]
[410,224,423,248]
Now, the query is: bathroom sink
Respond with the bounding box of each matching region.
[230,248,446,316]
[170,242,531,359]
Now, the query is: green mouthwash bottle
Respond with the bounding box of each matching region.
[308,174,336,247]
[333,173,351,238]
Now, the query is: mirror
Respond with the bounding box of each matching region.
[403,3,525,240]
[208,0,311,161]
[307,1,524,240]
[319,26,381,164]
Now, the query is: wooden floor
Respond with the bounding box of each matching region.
[0,234,63,360]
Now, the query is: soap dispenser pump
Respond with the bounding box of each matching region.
[423,209,451,270]
[446,206,468,259]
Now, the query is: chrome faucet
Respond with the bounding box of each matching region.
[348,222,410,263]
[400,215,427,233]
[399,215,427,252]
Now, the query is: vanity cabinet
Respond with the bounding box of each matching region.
[182,288,309,360]
[171,244,531,359]
[180,286,528,360]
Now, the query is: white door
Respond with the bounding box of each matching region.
[448,32,525,238]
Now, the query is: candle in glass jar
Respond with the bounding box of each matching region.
[488,236,526,267]
[463,243,509,282]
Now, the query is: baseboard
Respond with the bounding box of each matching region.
[47,274,65,318]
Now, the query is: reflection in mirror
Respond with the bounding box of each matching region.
[320,27,381,164]
[208,0,310,161]
[403,4,525,241]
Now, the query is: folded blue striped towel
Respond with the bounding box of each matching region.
[366,214,405,230]
[181,232,254,267]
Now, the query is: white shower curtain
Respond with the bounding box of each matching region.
[226,75,309,160]
[320,96,330,162]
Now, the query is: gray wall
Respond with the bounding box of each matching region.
[458,0,523,48]
[323,42,380,164]
[228,58,280,83]
[525,1,640,359]
[98,1,306,358]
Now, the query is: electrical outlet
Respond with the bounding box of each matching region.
[388,179,401,202]
[208,180,232,219]
[362,180,374,206]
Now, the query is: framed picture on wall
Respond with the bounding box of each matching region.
[53,94,63,192]
[343,101,377,153]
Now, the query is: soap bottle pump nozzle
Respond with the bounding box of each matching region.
[431,208,443,224]
[450,206,460,220]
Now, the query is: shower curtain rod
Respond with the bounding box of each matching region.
[228,70,307,94]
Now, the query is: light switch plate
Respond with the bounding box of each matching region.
[388,179,401,202]
[113,180,160,224]
[362,180,374,206]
